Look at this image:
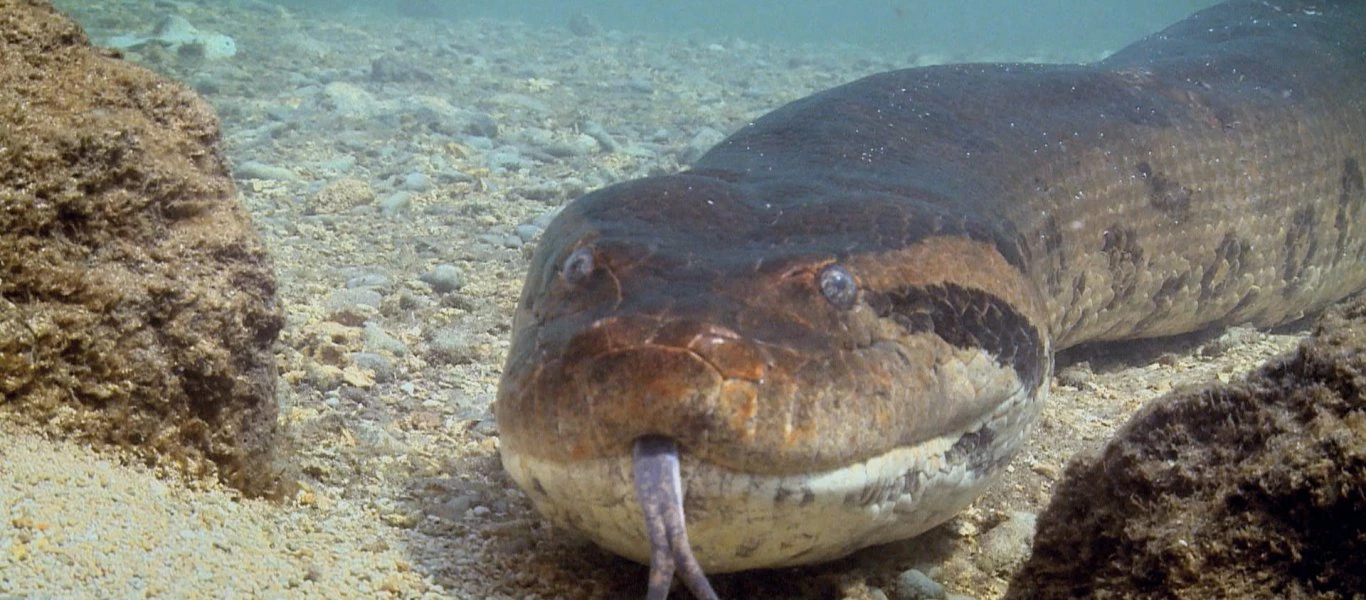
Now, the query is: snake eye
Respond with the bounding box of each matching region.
[561,247,595,284]
[817,264,857,309]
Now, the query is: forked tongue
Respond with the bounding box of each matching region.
[632,436,720,600]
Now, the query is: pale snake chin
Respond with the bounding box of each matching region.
[495,1,1366,597]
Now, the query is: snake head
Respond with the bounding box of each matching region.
[495,171,1050,588]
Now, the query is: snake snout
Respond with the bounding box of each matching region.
[632,435,719,600]
[566,315,771,465]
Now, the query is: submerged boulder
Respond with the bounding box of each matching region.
[1008,297,1366,598]
[0,0,290,498]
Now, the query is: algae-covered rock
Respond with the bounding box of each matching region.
[1007,296,1366,598]
[0,0,290,498]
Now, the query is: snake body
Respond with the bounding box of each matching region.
[496,1,1366,596]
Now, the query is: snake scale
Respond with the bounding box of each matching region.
[495,1,1366,597]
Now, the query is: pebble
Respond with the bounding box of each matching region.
[435,168,474,184]
[378,191,413,217]
[332,130,370,152]
[235,160,300,182]
[308,177,375,214]
[397,95,467,136]
[682,127,726,163]
[318,81,379,118]
[543,133,599,157]
[513,224,542,243]
[485,147,529,172]
[477,232,522,249]
[514,127,553,147]
[518,146,557,164]
[463,135,495,150]
[515,182,563,202]
[306,362,345,390]
[323,288,383,326]
[351,421,406,454]
[233,122,289,149]
[892,568,945,600]
[531,208,561,229]
[364,323,410,356]
[430,495,474,522]
[400,172,432,192]
[324,287,383,310]
[345,273,392,290]
[395,289,431,311]
[975,511,1038,575]
[264,103,296,121]
[427,328,478,365]
[318,155,356,173]
[1055,361,1094,388]
[560,178,587,198]
[1199,325,1262,358]
[419,264,465,293]
[579,120,619,152]
[470,419,498,437]
[349,352,395,382]
[464,112,499,138]
[490,93,553,117]
[624,76,654,94]
[369,54,434,82]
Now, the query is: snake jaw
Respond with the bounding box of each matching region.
[633,436,720,600]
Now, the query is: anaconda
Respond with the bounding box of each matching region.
[496,1,1366,597]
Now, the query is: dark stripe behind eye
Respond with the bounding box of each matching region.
[872,283,1045,389]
